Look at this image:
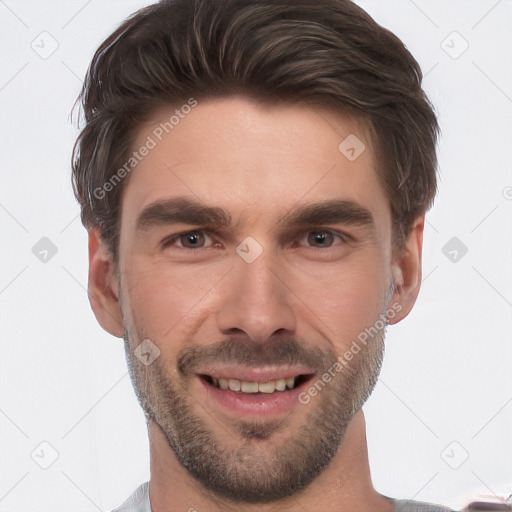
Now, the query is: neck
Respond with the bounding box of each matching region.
[148,410,393,512]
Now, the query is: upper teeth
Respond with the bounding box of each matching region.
[211,377,296,393]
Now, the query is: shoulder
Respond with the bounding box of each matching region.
[393,498,456,512]
[110,481,151,512]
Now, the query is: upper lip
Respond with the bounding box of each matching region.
[197,365,315,382]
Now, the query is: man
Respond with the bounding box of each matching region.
[71,0,451,510]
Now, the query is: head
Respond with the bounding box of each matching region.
[73,0,439,505]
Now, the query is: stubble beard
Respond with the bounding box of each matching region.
[124,329,385,504]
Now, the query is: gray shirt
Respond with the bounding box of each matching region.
[111,482,455,512]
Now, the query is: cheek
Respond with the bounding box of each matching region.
[120,258,229,340]
[291,254,390,344]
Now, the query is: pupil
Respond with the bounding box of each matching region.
[183,232,202,247]
[310,231,331,246]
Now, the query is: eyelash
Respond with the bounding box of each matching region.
[160,229,349,252]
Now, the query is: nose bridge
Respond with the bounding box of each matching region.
[215,250,297,343]
[240,256,283,308]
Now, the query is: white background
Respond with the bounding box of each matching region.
[1,0,511,510]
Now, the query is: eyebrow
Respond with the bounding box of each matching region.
[136,197,231,230]
[279,199,374,228]
[136,196,374,232]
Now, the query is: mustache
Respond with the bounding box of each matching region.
[178,338,334,377]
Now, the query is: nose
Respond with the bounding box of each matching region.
[215,254,297,345]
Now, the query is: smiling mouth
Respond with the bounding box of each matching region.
[200,374,314,394]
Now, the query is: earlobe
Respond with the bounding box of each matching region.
[387,216,424,325]
[87,228,124,337]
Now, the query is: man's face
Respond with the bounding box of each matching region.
[108,96,403,502]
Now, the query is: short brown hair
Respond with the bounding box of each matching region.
[71,0,439,260]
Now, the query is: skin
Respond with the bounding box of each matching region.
[87,96,424,512]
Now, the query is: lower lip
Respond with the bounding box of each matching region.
[198,377,311,418]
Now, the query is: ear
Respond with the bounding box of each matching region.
[387,216,424,325]
[87,228,124,337]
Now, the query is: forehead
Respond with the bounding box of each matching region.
[121,96,390,231]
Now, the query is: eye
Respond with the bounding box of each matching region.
[161,230,214,250]
[180,231,207,249]
[299,229,346,248]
